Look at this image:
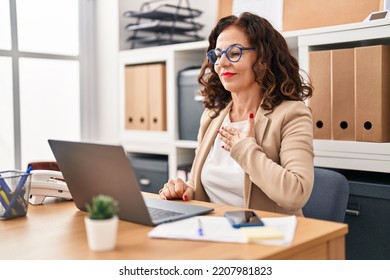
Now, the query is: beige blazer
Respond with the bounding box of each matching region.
[187,100,314,216]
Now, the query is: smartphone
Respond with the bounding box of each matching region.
[224,210,264,228]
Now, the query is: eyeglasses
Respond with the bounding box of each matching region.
[207,45,255,65]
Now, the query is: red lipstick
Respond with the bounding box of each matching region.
[221,72,236,78]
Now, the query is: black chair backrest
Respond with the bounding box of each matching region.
[303,167,350,223]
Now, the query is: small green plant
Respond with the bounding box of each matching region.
[85,194,119,220]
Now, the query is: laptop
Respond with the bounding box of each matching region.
[48,139,213,226]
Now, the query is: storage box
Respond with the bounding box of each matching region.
[178,67,204,141]
[128,154,168,194]
[283,0,382,31]
[0,170,31,220]
[337,169,390,259]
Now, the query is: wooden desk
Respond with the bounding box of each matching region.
[0,197,348,260]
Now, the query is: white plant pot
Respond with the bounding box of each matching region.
[84,215,118,251]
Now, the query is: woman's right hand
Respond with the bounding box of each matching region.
[159,178,194,201]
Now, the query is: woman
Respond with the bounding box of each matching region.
[159,12,314,216]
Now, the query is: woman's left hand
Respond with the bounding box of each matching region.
[218,113,255,151]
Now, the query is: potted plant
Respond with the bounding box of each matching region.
[84,194,119,251]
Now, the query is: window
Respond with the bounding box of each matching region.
[0,0,11,50]
[16,0,79,55]
[0,57,14,169]
[0,0,93,170]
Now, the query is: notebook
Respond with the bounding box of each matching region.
[48,139,213,226]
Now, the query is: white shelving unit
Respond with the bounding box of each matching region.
[118,40,207,177]
[290,19,390,173]
[118,18,390,177]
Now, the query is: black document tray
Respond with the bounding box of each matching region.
[125,20,203,33]
[123,4,202,21]
[126,33,202,45]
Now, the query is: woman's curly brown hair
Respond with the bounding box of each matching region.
[198,12,313,114]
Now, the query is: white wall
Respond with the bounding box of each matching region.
[94,0,120,142]
[93,0,217,142]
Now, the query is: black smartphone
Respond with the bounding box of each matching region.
[224,210,264,228]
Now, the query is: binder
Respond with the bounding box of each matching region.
[355,45,390,142]
[331,48,355,140]
[125,64,149,130]
[124,63,166,131]
[308,50,332,139]
[148,63,166,131]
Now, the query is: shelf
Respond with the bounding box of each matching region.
[121,131,173,156]
[289,20,390,173]
[118,40,206,178]
[314,140,390,173]
[175,140,198,149]
[126,33,203,46]
[284,17,390,40]
[118,21,390,176]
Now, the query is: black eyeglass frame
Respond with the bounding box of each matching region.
[207,45,255,65]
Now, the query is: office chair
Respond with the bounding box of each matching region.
[303,167,350,223]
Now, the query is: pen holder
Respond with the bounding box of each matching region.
[0,170,32,220]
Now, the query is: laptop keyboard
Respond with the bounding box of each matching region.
[148,207,184,220]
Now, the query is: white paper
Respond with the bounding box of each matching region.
[257,215,297,245]
[148,215,297,246]
[149,216,247,243]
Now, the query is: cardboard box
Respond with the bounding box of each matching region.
[355,45,390,142]
[283,0,382,31]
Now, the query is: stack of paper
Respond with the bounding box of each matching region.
[148,215,297,246]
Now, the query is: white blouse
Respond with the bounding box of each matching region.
[200,114,248,207]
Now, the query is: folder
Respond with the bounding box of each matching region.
[124,63,166,131]
[125,64,149,130]
[308,50,332,139]
[331,48,355,140]
[355,45,390,142]
[148,63,166,131]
